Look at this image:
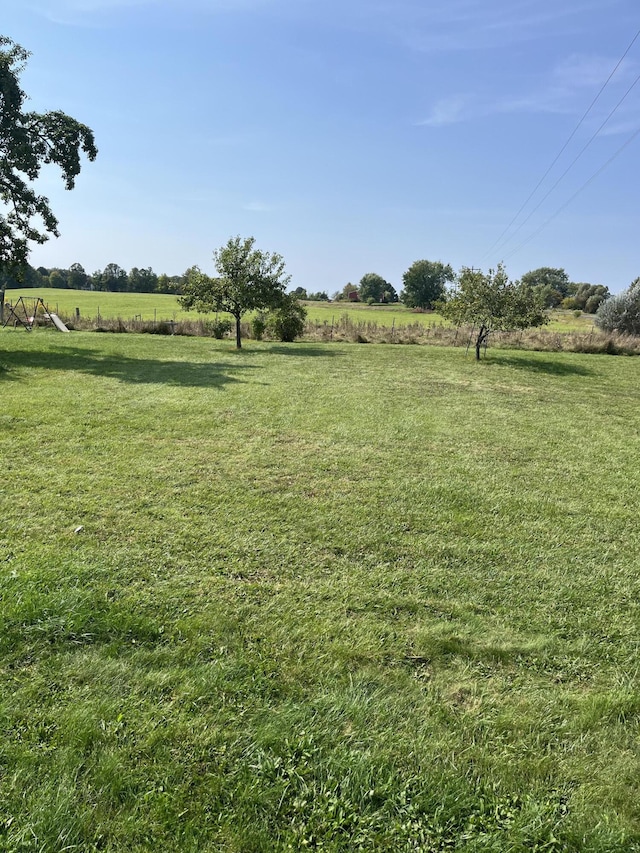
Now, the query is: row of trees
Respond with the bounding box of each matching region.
[0,262,185,294]
[519,267,609,312]
[327,264,610,315]
[2,261,613,317]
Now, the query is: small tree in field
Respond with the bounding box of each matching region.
[440,264,548,360]
[179,236,290,349]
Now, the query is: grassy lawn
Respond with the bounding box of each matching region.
[1,329,639,851]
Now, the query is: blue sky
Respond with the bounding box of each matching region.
[2,0,639,293]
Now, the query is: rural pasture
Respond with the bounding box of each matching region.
[1,330,639,851]
[5,286,597,333]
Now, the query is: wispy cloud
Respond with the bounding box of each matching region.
[30,0,149,14]
[29,0,280,24]
[243,201,275,212]
[371,0,613,53]
[417,53,640,130]
[29,0,626,43]
[416,96,469,127]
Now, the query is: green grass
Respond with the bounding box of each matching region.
[4,287,599,333]
[1,329,639,851]
[302,300,446,327]
[546,310,597,333]
[5,288,446,326]
[4,288,189,321]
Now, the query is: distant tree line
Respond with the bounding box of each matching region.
[519,267,609,313]
[0,262,185,295]
[327,264,611,314]
[2,258,615,318]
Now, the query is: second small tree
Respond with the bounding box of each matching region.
[180,236,291,349]
[440,265,548,360]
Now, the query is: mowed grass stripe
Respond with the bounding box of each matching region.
[1,331,639,851]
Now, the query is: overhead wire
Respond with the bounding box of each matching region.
[502,124,640,260]
[481,26,640,262]
[492,67,640,254]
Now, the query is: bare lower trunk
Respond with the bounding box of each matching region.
[235,314,242,349]
[475,325,488,360]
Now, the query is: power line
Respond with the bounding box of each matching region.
[491,66,640,255]
[481,26,640,262]
[502,124,640,261]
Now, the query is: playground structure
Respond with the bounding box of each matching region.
[1,296,70,332]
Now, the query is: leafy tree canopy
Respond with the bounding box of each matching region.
[179,236,290,348]
[48,269,66,289]
[92,263,128,292]
[562,283,609,314]
[128,266,159,293]
[520,267,571,307]
[0,36,97,277]
[401,260,454,309]
[521,267,569,291]
[439,264,548,360]
[358,272,397,303]
[67,262,87,290]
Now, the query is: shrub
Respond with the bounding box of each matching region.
[595,279,640,335]
[267,295,307,342]
[251,313,267,340]
[562,297,579,310]
[209,318,233,339]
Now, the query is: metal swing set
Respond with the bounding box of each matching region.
[1,296,69,332]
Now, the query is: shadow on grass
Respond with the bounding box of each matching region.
[266,345,339,357]
[491,354,594,376]
[0,346,261,388]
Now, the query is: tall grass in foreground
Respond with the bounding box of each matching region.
[1,332,640,851]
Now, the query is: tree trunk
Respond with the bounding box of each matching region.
[475,325,488,360]
[235,314,242,349]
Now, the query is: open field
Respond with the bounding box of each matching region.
[1,331,639,851]
[300,301,597,334]
[4,287,599,333]
[4,288,190,322]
